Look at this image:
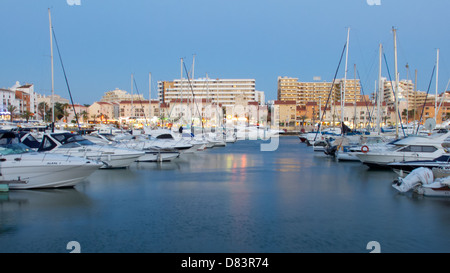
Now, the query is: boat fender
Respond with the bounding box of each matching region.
[361,145,369,153]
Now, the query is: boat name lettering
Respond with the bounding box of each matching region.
[47,162,61,165]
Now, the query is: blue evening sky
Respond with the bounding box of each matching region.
[1,0,449,105]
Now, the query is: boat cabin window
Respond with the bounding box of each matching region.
[53,133,95,145]
[398,145,438,153]
[0,143,31,155]
[0,136,18,145]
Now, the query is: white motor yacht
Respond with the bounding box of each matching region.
[0,131,102,189]
[84,132,180,162]
[354,132,450,168]
[37,132,145,169]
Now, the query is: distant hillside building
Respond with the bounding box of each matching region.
[100,88,145,103]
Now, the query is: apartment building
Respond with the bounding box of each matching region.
[277,76,363,106]
[158,78,258,107]
[0,81,38,120]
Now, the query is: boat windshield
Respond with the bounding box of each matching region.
[53,133,95,146]
[0,143,32,155]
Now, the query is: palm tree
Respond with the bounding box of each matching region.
[7,105,17,122]
[21,111,34,122]
[80,110,89,123]
[38,102,49,121]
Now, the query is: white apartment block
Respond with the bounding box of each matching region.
[0,81,38,119]
[158,78,258,107]
[0,88,16,115]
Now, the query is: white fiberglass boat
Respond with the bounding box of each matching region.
[37,132,145,169]
[0,131,102,189]
[354,132,450,168]
[84,132,180,162]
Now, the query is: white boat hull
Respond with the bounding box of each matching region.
[355,152,445,168]
[3,153,102,189]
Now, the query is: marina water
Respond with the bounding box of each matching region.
[1,136,450,253]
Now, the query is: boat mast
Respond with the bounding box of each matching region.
[131,73,134,119]
[406,63,409,126]
[180,58,183,123]
[393,27,399,138]
[435,48,439,121]
[414,69,417,132]
[48,8,55,129]
[353,63,357,130]
[342,27,350,133]
[149,72,151,125]
[377,43,383,135]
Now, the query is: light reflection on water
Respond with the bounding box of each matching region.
[1,136,450,253]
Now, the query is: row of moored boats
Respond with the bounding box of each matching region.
[0,127,238,190]
[299,126,450,197]
[0,125,283,190]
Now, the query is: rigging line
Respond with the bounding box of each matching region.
[416,65,436,135]
[314,42,347,141]
[51,27,81,132]
[356,69,374,129]
[132,77,148,124]
[182,61,205,134]
[437,78,450,114]
[383,52,406,137]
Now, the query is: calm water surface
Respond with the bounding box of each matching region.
[1,136,450,253]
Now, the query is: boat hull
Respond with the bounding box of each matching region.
[3,154,102,189]
[355,152,444,168]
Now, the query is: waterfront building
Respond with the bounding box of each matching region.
[13,82,37,116]
[65,104,89,124]
[0,82,38,120]
[118,100,151,119]
[87,101,119,123]
[158,78,258,107]
[0,88,16,120]
[272,100,297,128]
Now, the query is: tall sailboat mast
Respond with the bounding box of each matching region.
[393,27,399,138]
[435,48,439,120]
[341,27,350,131]
[48,8,55,127]
[149,72,152,125]
[377,43,383,135]
[131,73,134,118]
